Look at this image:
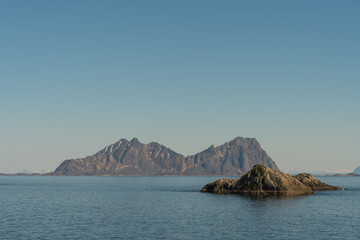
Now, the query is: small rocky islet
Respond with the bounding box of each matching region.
[201,164,343,196]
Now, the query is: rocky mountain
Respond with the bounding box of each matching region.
[353,166,360,175]
[52,137,279,176]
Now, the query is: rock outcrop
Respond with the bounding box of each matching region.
[293,173,341,191]
[201,164,342,196]
[52,137,279,176]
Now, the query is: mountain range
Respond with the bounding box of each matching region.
[284,169,353,176]
[51,137,279,176]
[353,166,360,175]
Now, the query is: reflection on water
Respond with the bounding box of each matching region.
[242,193,309,201]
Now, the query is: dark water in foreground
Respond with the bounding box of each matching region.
[0,176,359,240]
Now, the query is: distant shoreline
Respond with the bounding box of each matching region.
[0,173,46,176]
[324,173,360,177]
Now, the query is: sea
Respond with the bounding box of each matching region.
[0,176,359,240]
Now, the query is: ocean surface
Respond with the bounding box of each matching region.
[0,176,359,240]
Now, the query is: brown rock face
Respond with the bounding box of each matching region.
[200,178,238,194]
[53,138,186,176]
[184,137,278,175]
[293,173,342,191]
[52,137,279,176]
[201,164,342,196]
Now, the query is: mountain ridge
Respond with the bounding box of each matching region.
[52,137,279,176]
[353,166,360,175]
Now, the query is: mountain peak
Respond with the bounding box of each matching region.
[353,166,360,174]
[130,137,140,144]
[232,137,257,143]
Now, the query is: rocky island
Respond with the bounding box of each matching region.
[201,164,342,196]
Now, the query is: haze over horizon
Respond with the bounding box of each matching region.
[1,1,359,174]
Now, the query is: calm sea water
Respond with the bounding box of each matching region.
[0,176,359,240]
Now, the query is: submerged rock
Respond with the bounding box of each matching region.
[201,164,342,196]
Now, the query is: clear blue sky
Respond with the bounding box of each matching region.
[1,0,359,173]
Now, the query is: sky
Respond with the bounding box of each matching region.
[0,0,359,173]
